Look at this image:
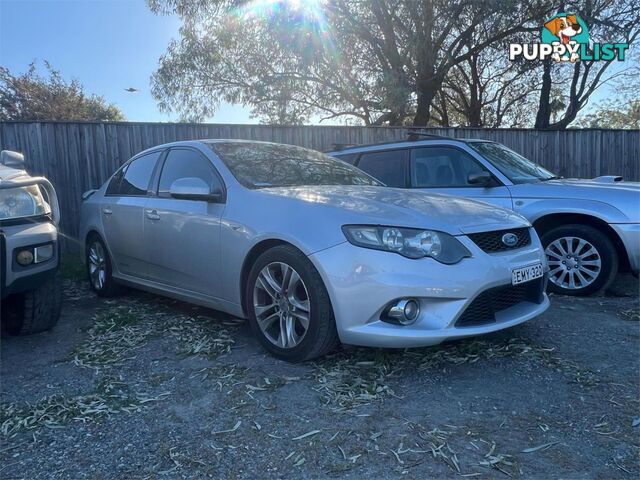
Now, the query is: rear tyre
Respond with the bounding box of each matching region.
[246,245,339,362]
[3,271,62,335]
[541,224,618,296]
[86,234,122,297]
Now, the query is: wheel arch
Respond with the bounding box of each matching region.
[239,238,292,317]
[532,213,630,272]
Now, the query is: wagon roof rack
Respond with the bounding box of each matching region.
[325,130,455,153]
[406,129,450,141]
[329,143,358,151]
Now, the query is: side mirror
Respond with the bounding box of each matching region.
[0,150,25,168]
[467,171,494,187]
[169,177,223,203]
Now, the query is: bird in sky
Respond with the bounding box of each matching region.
[124,87,139,93]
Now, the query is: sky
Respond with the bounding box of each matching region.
[0,0,255,123]
[0,0,632,125]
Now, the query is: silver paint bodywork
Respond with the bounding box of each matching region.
[80,140,549,348]
[328,139,640,273]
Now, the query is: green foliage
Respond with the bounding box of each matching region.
[0,61,125,122]
[578,100,640,129]
[149,0,553,126]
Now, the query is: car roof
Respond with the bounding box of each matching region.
[134,139,316,155]
[326,137,493,155]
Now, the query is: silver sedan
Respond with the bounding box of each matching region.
[80,140,549,361]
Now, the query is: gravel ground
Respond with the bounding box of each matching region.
[1,271,638,479]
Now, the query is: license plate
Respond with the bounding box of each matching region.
[512,263,544,285]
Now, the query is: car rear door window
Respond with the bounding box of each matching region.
[118,151,161,196]
[357,150,407,187]
[106,165,126,195]
[157,148,221,195]
[411,147,487,188]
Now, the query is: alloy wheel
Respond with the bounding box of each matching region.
[88,241,107,290]
[545,236,602,290]
[253,262,311,349]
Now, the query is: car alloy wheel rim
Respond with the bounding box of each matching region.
[253,262,311,349]
[545,236,602,290]
[88,242,106,290]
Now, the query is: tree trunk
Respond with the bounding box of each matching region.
[413,88,437,126]
[534,60,552,129]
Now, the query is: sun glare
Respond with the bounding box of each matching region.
[233,0,335,63]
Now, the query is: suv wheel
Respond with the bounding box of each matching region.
[86,235,122,297]
[3,271,62,335]
[541,224,618,296]
[246,245,339,362]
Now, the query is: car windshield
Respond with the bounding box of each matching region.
[469,142,556,184]
[208,142,382,189]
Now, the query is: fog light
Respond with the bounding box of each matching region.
[403,300,420,323]
[34,244,54,263]
[16,249,34,266]
[386,298,420,325]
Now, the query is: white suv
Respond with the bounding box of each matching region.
[0,150,62,334]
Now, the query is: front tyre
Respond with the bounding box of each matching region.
[246,245,339,362]
[541,224,618,296]
[3,271,62,335]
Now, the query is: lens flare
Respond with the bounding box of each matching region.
[232,0,336,65]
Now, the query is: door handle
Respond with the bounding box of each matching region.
[102,207,113,215]
[145,209,160,221]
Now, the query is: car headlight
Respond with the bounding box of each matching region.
[0,186,50,220]
[342,225,471,264]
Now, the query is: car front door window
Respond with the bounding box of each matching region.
[409,146,513,210]
[157,148,221,196]
[411,148,487,188]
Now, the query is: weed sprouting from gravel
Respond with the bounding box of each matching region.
[0,377,169,436]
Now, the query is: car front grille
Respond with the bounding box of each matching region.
[467,227,531,253]
[455,277,545,327]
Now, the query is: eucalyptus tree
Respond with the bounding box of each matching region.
[149,0,550,125]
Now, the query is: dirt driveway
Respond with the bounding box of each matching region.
[1,270,639,479]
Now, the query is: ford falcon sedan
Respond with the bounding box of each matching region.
[328,135,640,296]
[80,140,549,361]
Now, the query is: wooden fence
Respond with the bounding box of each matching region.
[0,121,638,251]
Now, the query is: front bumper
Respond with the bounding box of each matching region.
[610,223,640,273]
[310,232,549,348]
[1,221,59,299]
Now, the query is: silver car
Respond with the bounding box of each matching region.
[80,140,549,361]
[328,137,640,296]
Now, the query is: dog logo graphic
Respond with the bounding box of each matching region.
[541,13,589,62]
